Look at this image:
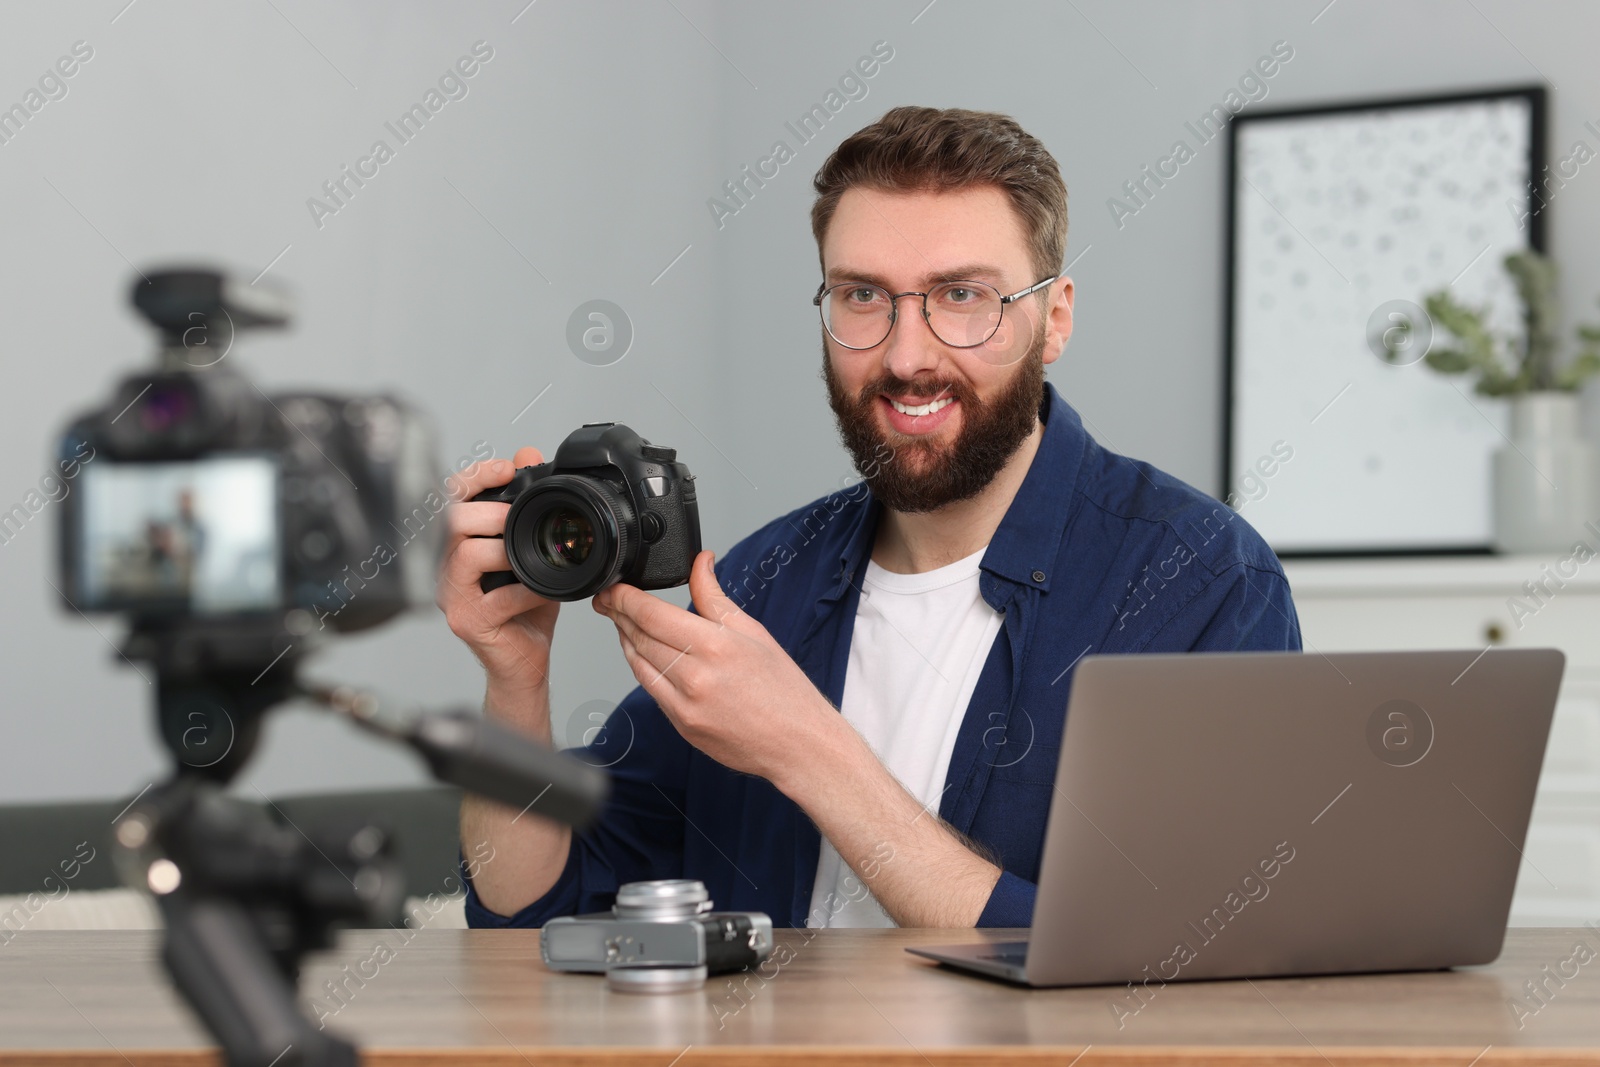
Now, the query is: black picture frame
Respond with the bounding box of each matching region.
[1222,84,1547,558]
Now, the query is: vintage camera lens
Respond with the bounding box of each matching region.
[536,507,595,568]
[504,475,635,601]
[613,879,714,921]
[606,880,715,995]
[606,965,709,994]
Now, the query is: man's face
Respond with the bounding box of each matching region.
[819,184,1072,514]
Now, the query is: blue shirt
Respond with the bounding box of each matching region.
[463,381,1302,929]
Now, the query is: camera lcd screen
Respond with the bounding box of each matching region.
[77,456,279,614]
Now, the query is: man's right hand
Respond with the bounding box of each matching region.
[437,446,562,706]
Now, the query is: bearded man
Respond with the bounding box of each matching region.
[441,106,1301,931]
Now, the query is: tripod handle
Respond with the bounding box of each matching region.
[407,710,610,828]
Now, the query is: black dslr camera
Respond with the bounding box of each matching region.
[57,267,446,779]
[57,268,442,646]
[473,423,700,601]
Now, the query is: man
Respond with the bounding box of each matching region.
[442,106,1300,930]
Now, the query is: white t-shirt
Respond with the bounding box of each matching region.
[805,544,1004,928]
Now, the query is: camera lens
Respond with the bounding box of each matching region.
[536,507,595,568]
[614,879,713,920]
[503,475,635,601]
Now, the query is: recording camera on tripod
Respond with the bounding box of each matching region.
[54,267,610,1067]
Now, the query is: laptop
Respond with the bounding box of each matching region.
[909,648,1565,987]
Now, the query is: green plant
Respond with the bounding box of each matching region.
[1390,250,1600,396]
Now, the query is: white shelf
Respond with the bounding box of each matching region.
[1281,553,1600,597]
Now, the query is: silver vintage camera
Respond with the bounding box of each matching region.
[540,880,774,993]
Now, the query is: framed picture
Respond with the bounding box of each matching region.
[1223,85,1547,556]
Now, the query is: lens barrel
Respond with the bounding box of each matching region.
[613,879,714,921]
[503,475,634,601]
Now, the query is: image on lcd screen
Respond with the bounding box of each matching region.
[78,457,278,613]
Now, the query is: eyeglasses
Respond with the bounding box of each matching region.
[812,275,1058,354]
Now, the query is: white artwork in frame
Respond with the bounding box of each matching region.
[1226,87,1543,555]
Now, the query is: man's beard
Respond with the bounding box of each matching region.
[821,328,1046,514]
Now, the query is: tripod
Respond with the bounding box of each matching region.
[110,623,608,1067]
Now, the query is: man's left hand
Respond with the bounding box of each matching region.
[592,550,840,786]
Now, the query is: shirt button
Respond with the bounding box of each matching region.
[1031,570,1046,583]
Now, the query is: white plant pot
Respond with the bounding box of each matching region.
[1492,392,1600,554]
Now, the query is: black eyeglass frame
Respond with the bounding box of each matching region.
[811,275,1059,350]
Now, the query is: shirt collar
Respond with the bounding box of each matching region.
[825,380,1086,600]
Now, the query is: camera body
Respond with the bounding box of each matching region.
[56,270,444,653]
[472,422,700,602]
[541,880,774,993]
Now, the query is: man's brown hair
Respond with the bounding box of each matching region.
[810,106,1068,283]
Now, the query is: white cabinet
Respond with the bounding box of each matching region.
[1282,555,1600,926]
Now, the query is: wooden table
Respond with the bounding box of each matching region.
[5,927,1600,1064]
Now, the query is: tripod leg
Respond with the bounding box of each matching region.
[161,895,358,1067]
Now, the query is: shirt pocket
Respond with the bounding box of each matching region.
[981,740,1060,787]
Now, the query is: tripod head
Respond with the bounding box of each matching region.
[122,615,307,780]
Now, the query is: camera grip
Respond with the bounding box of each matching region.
[479,567,519,594]
[470,482,522,596]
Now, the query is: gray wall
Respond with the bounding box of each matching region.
[2,0,1596,803]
